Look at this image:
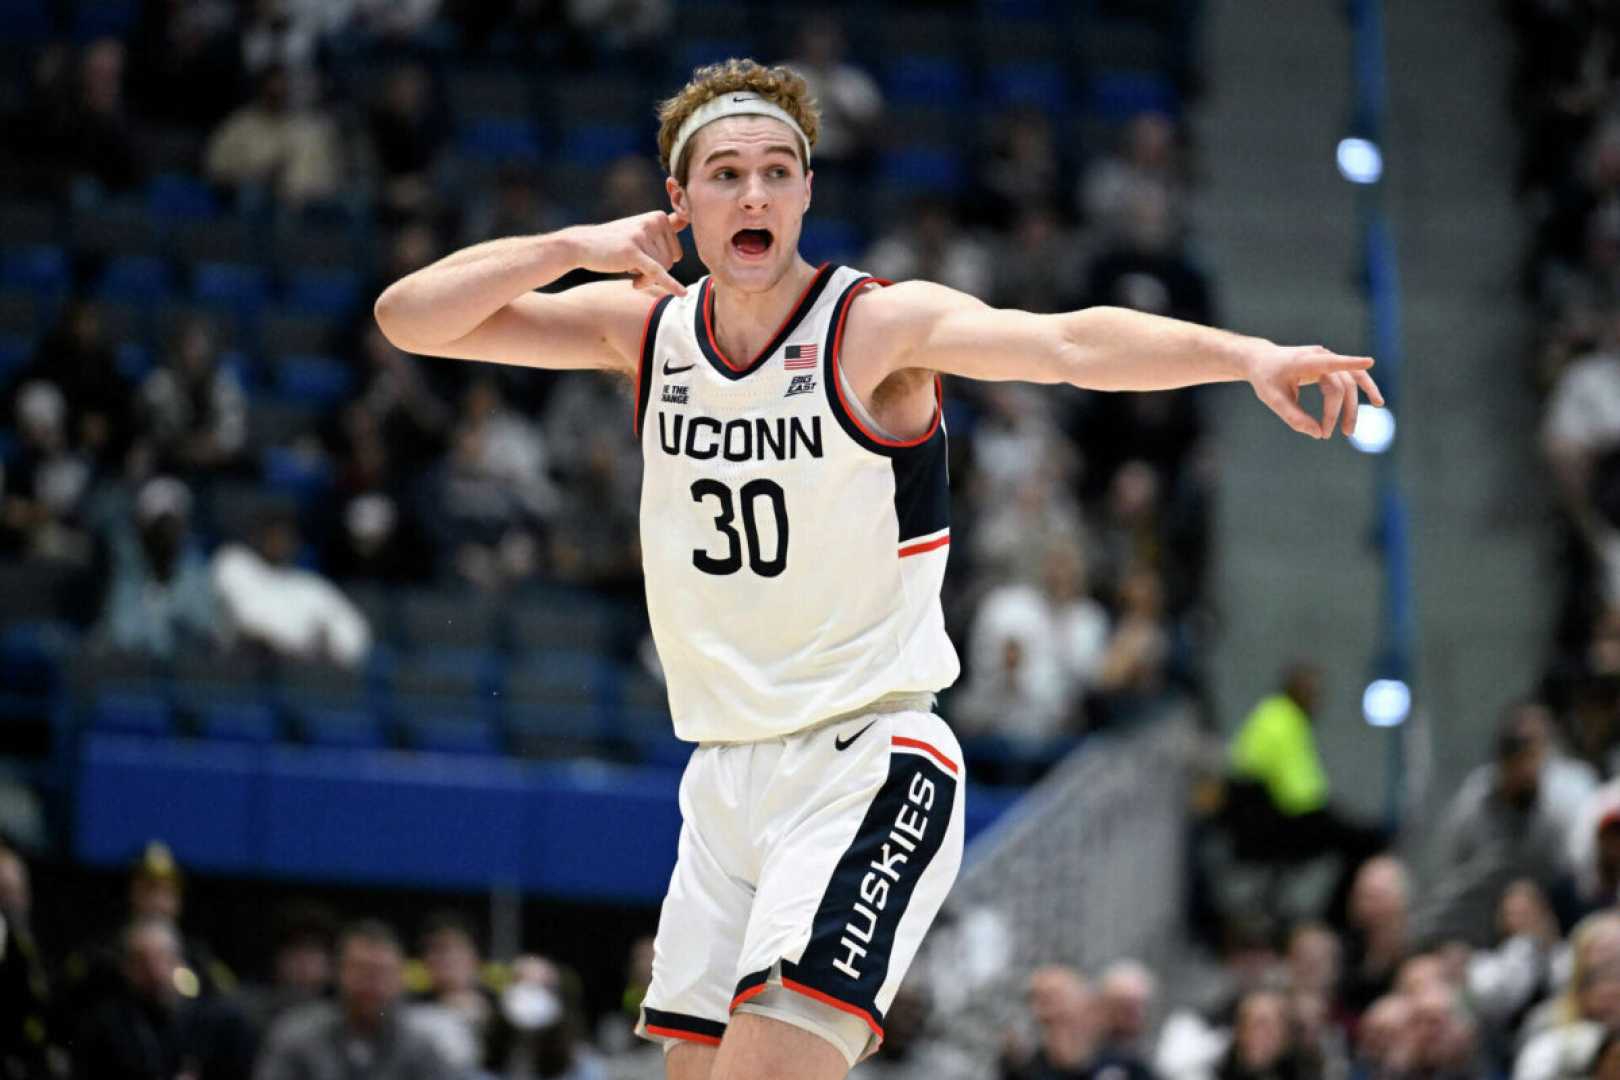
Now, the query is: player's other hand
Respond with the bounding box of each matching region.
[1245,344,1384,440]
[566,210,691,298]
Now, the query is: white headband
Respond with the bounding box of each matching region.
[668,91,811,180]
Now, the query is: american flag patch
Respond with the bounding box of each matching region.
[784,344,818,369]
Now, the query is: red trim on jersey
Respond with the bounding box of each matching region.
[898,533,950,558]
[730,982,769,1011]
[633,297,661,437]
[891,736,958,774]
[702,263,832,372]
[780,977,886,1039]
[645,1024,723,1047]
[830,280,943,448]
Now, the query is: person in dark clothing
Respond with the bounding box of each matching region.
[1216,989,1312,1080]
[0,846,58,1080]
[71,916,257,1080]
[8,299,134,472]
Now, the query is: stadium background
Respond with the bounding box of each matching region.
[0,0,1610,1077]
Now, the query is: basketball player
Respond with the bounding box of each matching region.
[375,59,1381,1080]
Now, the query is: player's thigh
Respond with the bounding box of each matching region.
[710,1011,850,1080]
[665,1041,719,1080]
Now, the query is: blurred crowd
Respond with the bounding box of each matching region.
[0,0,1218,762]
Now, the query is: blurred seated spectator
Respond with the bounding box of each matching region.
[127,0,243,130]
[785,16,883,175]
[957,539,1109,742]
[1,381,94,563]
[1342,856,1415,1016]
[254,919,460,1080]
[1285,921,1343,1006]
[213,510,372,666]
[1080,112,1188,234]
[205,64,344,208]
[9,299,135,471]
[1224,662,1386,920]
[241,901,338,1032]
[1514,912,1620,1080]
[1424,702,1590,944]
[1542,312,1620,520]
[367,63,447,223]
[1214,988,1308,1080]
[460,166,570,247]
[484,954,606,1080]
[998,965,1104,1080]
[1467,880,1562,1035]
[338,324,453,487]
[136,316,248,478]
[993,205,1089,314]
[1084,186,1214,326]
[969,468,1086,587]
[972,110,1069,233]
[26,38,145,198]
[72,915,256,1080]
[1091,565,1173,717]
[0,846,58,1078]
[328,491,434,584]
[1097,960,1158,1071]
[864,198,995,299]
[410,912,496,1065]
[595,935,653,1058]
[92,476,220,660]
[563,0,671,55]
[239,0,327,106]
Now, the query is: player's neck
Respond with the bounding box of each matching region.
[708,256,819,363]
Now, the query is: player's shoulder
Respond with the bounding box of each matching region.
[841,277,984,354]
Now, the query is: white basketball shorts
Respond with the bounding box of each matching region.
[635,696,966,1066]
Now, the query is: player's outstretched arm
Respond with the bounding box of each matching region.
[373,210,690,374]
[862,281,1383,440]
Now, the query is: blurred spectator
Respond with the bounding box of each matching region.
[241,901,338,1032]
[993,205,1089,314]
[1091,565,1173,711]
[1342,856,1414,1016]
[72,915,256,1080]
[1097,960,1158,1069]
[969,469,1086,587]
[367,63,448,223]
[213,510,372,666]
[1425,702,1589,944]
[411,912,496,1059]
[1514,912,1620,1080]
[999,965,1103,1080]
[1084,186,1214,325]
[538,376,642,594]
[461,166,570,246]
[973,111,1068,232]
[0,846,58,1079]
[596,935,654,1057]
[484,953,606,1080]
[204,64,344,207]
[1225,663,1386,921]
[92,476,220,660]
[1284,922,1342,1010]
[33,38,146,197]
[239,0,327,106]
[785,16,883,172]
[865,198,995,299]
[1214,989,1306,1080]
[1542,312,1620,521]
[127,0,244,129]
[1,381,94,562]
[1080,112,1188,233]
[255,919,460,1080]
[1468,880,1561,1038]
[10,299,135,470]
[563,0,671,55]
[136,316,248,478]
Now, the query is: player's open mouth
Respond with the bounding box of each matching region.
[731,228,773,259]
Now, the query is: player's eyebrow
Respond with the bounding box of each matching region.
[701,145,800,167]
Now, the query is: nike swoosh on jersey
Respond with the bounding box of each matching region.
[663,360,696,375]
[834,720,878,751]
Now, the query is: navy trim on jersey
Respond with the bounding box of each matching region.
[731,967,771,1009]
[693,264,837,381]
[779,749,958,1035]
[820,277,951,544]
[634,294,674,437]
[642,1006,727,1042]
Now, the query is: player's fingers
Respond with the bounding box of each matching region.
[1354,369,1385,407]
[634,252,686,297]
[1341,372,1360,437]
[1319,374,1345,440]
[1260,385,1322,438]
[1290,348,1375,383]
[638,225,676,269]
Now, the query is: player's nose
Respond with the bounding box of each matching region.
[738,172,770,211]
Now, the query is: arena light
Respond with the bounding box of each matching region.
[1336,137,1383,184]
[1362,678,1411,728]
[1349,404,1395,454]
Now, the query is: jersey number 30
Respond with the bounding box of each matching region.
[690,479,788,578]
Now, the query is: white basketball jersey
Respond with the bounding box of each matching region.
[634,264,960,743]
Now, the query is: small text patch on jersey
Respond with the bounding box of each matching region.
[784,343,818,369]
[662,384,689,405]
[786,374,816,397]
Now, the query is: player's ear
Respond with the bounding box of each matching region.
[666,175,687,217]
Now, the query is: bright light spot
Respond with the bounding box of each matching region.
[1349,405,1396,454]
[173,966,200,998]
[1337,137,1383,184]
[1363,679,1411,728]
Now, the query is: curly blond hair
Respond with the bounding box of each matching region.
[656,59,821,183]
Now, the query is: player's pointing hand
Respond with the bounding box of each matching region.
[567,209,689,298]
[1246,344,1384,440]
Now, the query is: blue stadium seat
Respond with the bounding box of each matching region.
[390,648,501,700]
[195,700,280,744]
[1086,70,1179,120]
[0,244,70,299]
[273,354,354,407]
[261,446,333,500]
[798,218,863,265]
[985,62,1071,110]
[558,124,642,168]
[403,712,501,755]
[115,341,152,382]
[283,269,363,318]
[675,39,753,75]
[147,173,219,220]
[0,334,31,385]
[92,692,173,737]
[96,255,175,305]
[72,0,138,40]
[505,650,604,708]
[882,56,971,107]
[298,706,387,750]
[0,0,52,42]
[193,262,271,320]
[877,147,966,193]
[457,118,543,164]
